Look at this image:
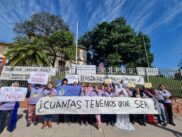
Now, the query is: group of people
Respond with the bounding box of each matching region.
[0,78,176,134]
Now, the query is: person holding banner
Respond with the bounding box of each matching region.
[158,84,175,126]
[151,89,167,126]
[27,84,43,127]
[55,80,65,124]
[80,83,89,126]
[0,82,20,134]
[132,87,146,126]
[91,85,103,129]
[41,82,55,129]
[115,86,135,130]
[104,84,116,126]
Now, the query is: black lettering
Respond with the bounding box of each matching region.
[85,100,89,108]
[90,100,95,108]
[135,100,140,108]
[44,101,50,109]
[70,100,77,108]
[76,100,82,109]
[38,100,43,113]
[50,101,56,109]
[56,101,62,108]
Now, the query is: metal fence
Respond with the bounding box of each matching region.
[0,65,182,98]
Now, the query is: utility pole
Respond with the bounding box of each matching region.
[139,21,150,83]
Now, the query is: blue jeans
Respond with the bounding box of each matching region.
[0,110,13,133]
[157,103,167,124]
[43,115,52,121]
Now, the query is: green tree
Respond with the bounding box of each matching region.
[46,30,76,66]
[79,17,154,67]
[14,12,68,37]
[6,37,51,66]
[12,12,75,67]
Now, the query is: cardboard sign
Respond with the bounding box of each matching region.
[144,83,152,88]
[28,72,48,85]
[0,87,27,102]
[127,82,136,88]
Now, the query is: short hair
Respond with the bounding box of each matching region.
[62,78,68,82]
[159,84,164,88]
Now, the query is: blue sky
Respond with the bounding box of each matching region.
[0,0,182,68]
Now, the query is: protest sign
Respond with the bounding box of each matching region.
[0,87,27,102]
[144,83,152,88]
[127,82,136,88]
[36,96,160,115]
[56,85,82,96]
[0,66,55,80]
[66,75,79,84]
[66,74,144,85]
[28,72,48,85]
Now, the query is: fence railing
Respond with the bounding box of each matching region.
[0,65,182,98]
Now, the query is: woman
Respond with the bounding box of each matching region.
[0,82,20,134]
[133,87,146,126]
[80,83,89,126]
[41,82,55,129]
[92,85,103,129]
[104,84,116,126]
[115,87,135,130]
[27,84,43,127]
[159,84,175,126]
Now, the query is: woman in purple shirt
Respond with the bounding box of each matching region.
[0,82,20,134]
[104,84,116,126]
[27,84,43,127]
[92,85,103,129]
[41,82,55,129]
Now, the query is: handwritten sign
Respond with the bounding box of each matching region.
[28,72,48,85]
[0,87,27,102]
[144,83,152,88]
[127,82,136,88]
[0,66,55,80]
[36,96,160,115]
[66,75,144,85]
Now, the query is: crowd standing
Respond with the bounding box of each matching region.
[0,79,176,134]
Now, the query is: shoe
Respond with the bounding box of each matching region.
[41,122,48,129]
[111,122,115,127]
[170,123,176,126]
[143,123,146,126]
[163,123,167,127]
[48,121,52,128]
[33,121,38,126]
[26,123,31,127]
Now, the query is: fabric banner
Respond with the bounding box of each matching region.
[28,72,49,85]
[36,96,160,115]
[0,87,27,102]
[66,74,144,85]
[56,85,82,96]
[0,66,55,80]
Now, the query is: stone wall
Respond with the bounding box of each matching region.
[172,98,182,114]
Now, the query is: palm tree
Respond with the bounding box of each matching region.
[6,37,51,66]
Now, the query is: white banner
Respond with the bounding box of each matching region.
[36,97,159,115]
[28,72,49,85]
[66,75,144,85]
[0,66,55,80]
[0,87,27,102]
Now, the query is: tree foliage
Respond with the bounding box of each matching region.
[10,12,75,67]
[14,12,68,37]
[79,17,154,67]
[6,37,51,66]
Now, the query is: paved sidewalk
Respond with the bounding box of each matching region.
[1,109,182,137]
